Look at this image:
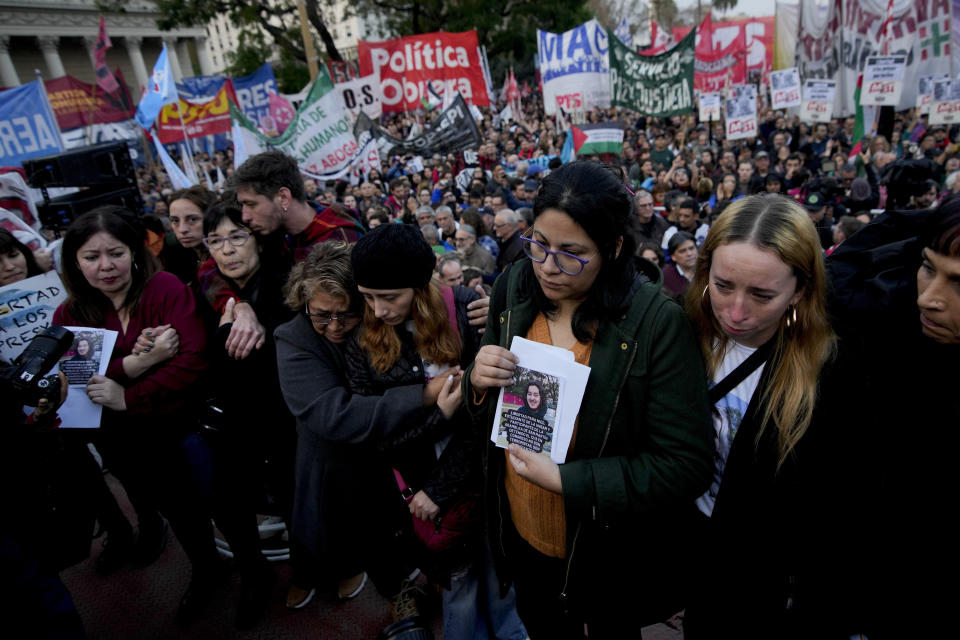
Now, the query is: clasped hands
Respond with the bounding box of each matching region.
[470,345,562,494]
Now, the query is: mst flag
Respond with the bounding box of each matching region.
[609,28,695,117]
[94,17,119,94]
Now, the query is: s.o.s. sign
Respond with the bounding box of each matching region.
[358,30,490,113]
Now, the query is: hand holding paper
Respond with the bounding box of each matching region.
[470,344,518,391]
[508,444,562,494]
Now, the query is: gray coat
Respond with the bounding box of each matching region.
[274,313,423,557]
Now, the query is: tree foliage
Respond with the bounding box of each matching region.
[135,0,344,63]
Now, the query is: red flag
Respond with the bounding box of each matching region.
[95,16,119,93]
[505,68,520,102]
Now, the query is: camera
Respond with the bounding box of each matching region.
[1,326,74,407]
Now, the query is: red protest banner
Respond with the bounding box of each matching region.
[45,73,134,130]
[155,81,237,143]
[358,31,490,113]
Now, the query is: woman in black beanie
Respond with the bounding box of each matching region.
[344,224,527,639]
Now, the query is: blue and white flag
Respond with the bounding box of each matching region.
[135,45,178,129]
[615,18,631,46]
[153,138,193,189]
[0,80,64,167]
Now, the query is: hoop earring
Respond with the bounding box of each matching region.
[700,284,710,307]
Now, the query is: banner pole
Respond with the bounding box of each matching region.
[86,82,98,146]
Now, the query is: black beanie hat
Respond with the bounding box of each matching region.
[351,223,436,290]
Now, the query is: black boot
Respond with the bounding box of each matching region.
[235,561,275,630]
[94,525,135,576]
[176,559,228,626]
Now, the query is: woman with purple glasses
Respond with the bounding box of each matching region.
[464,161,713,639]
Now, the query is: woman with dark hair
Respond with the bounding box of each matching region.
[164,185,218,287]
[345,224,526,640]
[826,196,960,638]
[193,201,296,626]
[52,206,223,625]
[517,380,547,419]
[682,194,837,638]
[466,161,713,638]
[0,228,43,285]
[637,241,665,267]
[661,231,698,302]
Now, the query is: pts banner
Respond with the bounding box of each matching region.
[358,31,490,113]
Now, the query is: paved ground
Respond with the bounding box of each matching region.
[59,474,683,639]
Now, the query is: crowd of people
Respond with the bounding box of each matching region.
[3,87,959,640]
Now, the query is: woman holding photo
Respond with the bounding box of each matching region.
[465,161,713,639]
[53,207,222,625]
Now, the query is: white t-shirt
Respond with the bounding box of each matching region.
[661,222,710,251]
[696,341,765,517]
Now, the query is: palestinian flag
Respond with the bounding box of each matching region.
[571,122,625,155]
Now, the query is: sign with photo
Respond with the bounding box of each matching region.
[929,78,960,124]
[800,80,837,123]
[725,85,757,141]
[861,56,907,106]
[699,93,721,121]
[770,67,801,109]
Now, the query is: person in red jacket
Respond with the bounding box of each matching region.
[54,206,222,626]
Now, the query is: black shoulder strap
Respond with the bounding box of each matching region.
[708,339,776,404]
[492,263,512,318]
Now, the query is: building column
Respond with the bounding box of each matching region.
[124,36,148,94]
[37,35,66,79]
[176,39,193,78]
[195,36,214,75]
[163,37,183,81]
[83,35,98,71]
[0,36,20,87]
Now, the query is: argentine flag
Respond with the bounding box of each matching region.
[135,45,178,129]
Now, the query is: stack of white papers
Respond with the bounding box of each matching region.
[491,336,591,464]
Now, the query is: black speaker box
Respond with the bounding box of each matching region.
[37,186,143,229]
[24,142,135,189]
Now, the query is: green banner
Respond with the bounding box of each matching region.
[608,28,695,117]
[229,66,359,177]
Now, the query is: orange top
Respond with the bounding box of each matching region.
[504,313,593,558]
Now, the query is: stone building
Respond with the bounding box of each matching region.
[0,0,212,95]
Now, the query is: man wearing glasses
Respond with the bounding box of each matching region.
[633,189,669,247]
[494,209,524,272]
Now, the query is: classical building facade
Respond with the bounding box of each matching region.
[0,0,212,95]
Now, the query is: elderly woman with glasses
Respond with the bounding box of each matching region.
[274,241,432,620]
[465,161,714,638]
[186,201,299,627]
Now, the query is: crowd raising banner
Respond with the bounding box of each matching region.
[538,19,612,116]
[608,29,695,118]
[358,31,490,114]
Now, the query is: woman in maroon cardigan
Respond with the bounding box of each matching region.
[53,206,222,626]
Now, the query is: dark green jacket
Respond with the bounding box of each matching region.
[464,259,713,623]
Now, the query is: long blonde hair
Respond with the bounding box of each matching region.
[359,283,461,374]
[686,194,836,469]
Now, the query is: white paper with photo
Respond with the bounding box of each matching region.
[917,75,949,113]
[929,79,960,125]
[770,68,801,109]
[725,85,757,141]
[699,93,721,122]
[53,327,117,428]
[861,56,907,106]
[490,336,590,464]
[800,80,836,123]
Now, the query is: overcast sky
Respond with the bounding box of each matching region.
[675,0,779,19]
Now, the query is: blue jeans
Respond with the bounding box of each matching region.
[442,539,528,640]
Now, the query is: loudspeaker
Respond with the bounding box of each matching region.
[37,186,142,230]
[24,142,135,189]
